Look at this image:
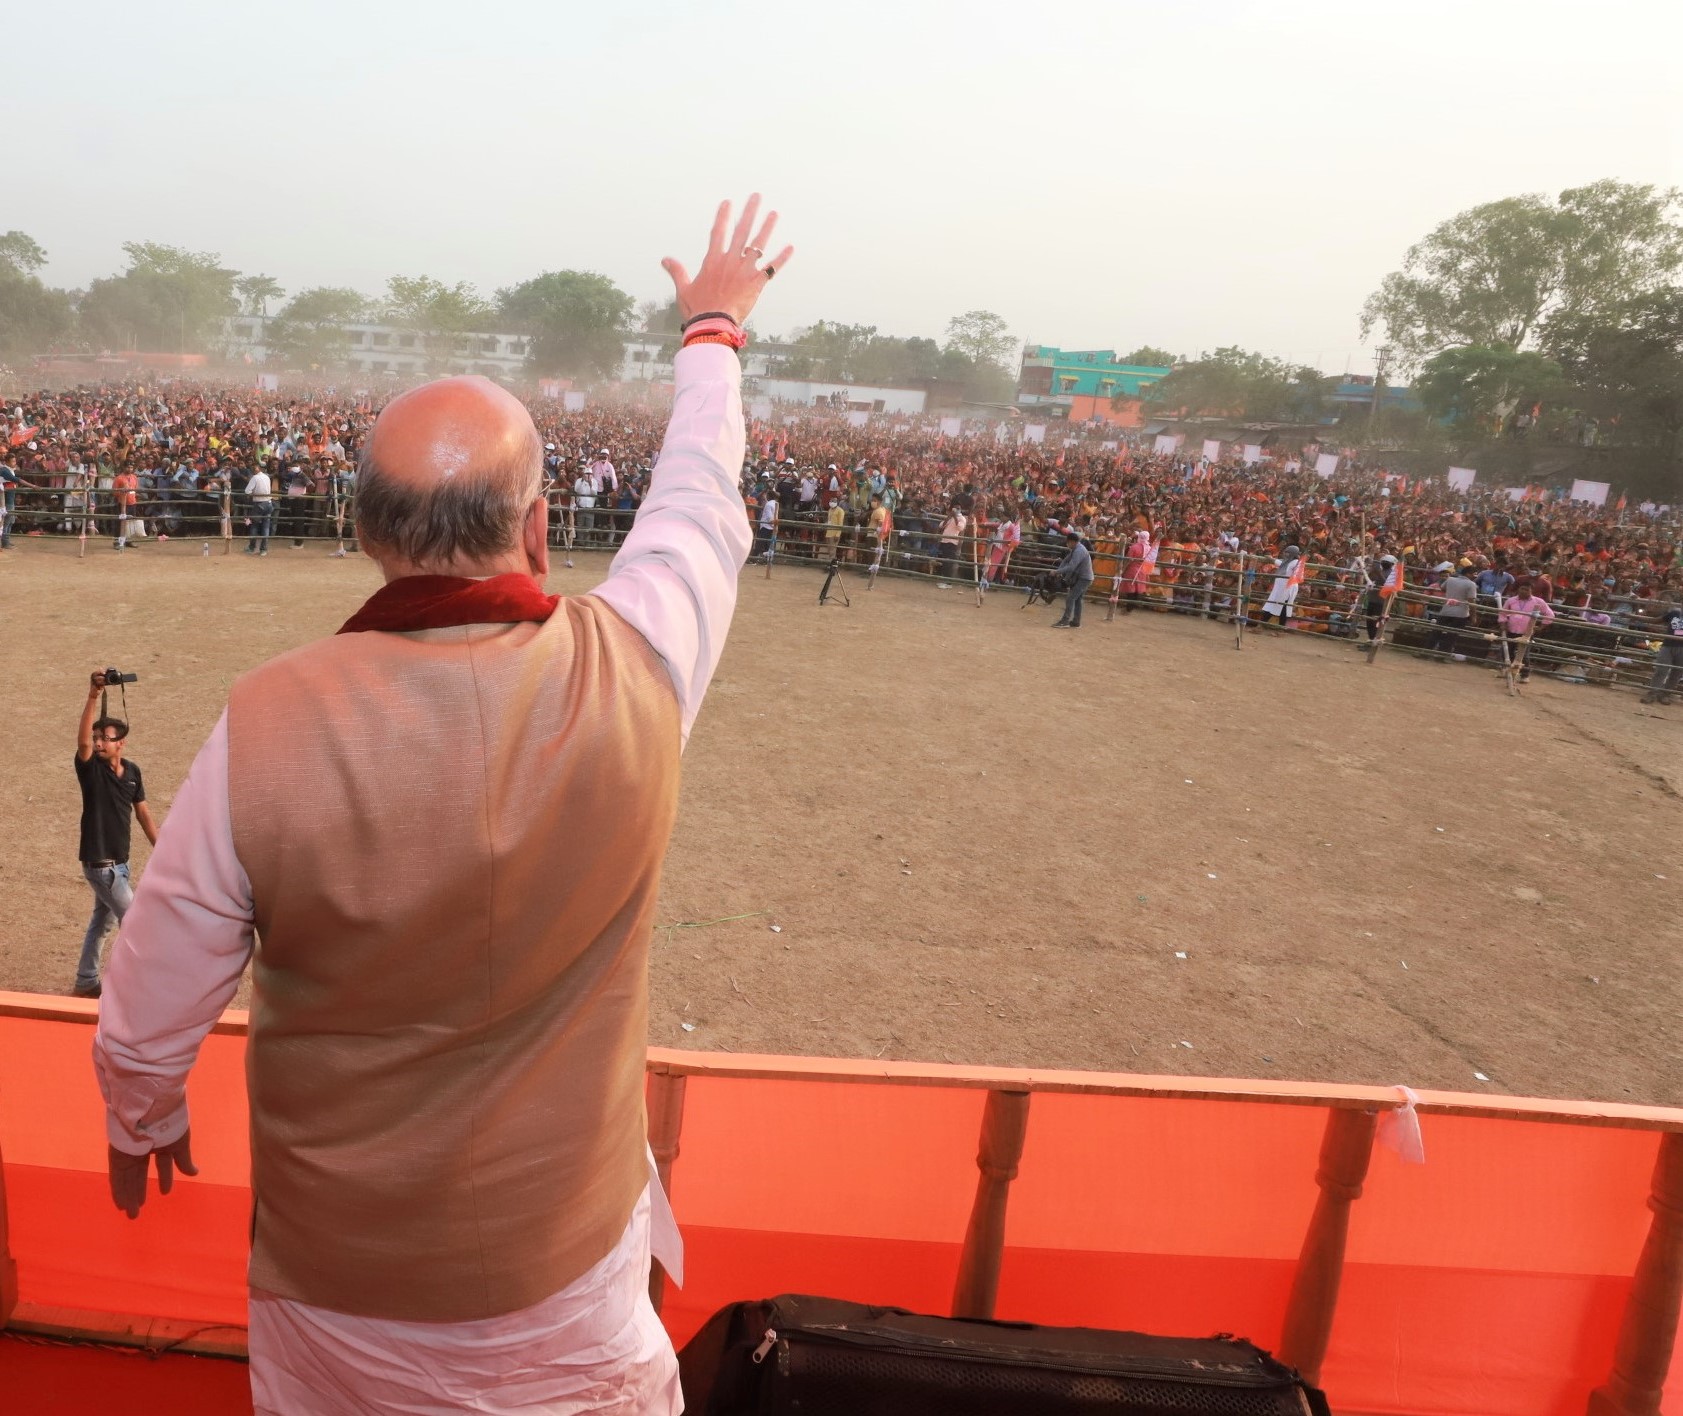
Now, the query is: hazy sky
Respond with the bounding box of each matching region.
[9,0,1679,374]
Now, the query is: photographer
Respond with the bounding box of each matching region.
[1051,526,1095,628]
[73,670,158,998]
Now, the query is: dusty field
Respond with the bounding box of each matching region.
[2,537,1679,1105]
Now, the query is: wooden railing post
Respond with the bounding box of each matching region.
[951,1089,1031,1320]
[1588,1133,1683,1416]
[646,1069,687,1314]
[1278,1106,1377,1383]
[0,1135,18,1327]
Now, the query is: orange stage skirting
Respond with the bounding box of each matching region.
[2,996,1680,1414]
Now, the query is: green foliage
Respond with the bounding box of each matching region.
[1413,345,1569,431]
[1138,346,1331,422]
[1548,289,1683,495]
[0,230,48,277]
[267,287,372,369]
[496,270,633,380]
[1119,345,1176,368]
[236,274,285,317]
[382,275,495,372]
[1361,182,1683,368]
[78,242,239,353]
[943,309,1016,369]
[0,268,72,353]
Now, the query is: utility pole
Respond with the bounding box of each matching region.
[1366,345,1392,444]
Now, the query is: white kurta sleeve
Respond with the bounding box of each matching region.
[593,343,750,746]
[93,710,256,1155]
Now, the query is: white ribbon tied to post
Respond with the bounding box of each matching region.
[1376,1084,1426,1164]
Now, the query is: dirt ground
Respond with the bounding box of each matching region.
[3,537,1679,1105]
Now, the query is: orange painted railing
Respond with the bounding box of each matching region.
[3,992,1681,1415]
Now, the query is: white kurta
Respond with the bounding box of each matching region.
[1262,557,1302,615]
[93,342,751,1414]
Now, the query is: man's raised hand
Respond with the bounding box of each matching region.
[661,194,794,326]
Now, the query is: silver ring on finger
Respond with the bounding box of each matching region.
[742,245,765,259]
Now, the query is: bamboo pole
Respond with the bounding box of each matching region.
[646,1070,688,1314]
[951,1089,1031,1320]
[1278,1107,1377,1384]
[1587,1133,1683,1416]
[0,1133,17,1327]
[1234,549,1248,649]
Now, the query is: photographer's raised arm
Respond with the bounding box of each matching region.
[78,671,105,761]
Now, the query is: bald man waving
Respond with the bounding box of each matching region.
[92,197,792,1414]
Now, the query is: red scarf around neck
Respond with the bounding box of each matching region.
[338,573,559,635]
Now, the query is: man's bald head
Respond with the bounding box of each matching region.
[356,376,543,571]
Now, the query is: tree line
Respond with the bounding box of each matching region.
[0,239,1023,396]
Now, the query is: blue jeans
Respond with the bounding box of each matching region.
[248,503,275,552]
[78,861,132,990]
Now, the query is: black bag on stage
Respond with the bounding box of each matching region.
[677,1293,1332,1415]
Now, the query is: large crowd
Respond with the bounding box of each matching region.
[3,378,1680,696]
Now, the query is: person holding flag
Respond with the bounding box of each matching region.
[1257,543,1305,629]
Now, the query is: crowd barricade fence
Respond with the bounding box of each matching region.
[2,992,1681,1414]
[9,486,1678,700]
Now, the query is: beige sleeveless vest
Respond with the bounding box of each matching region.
[226,595,680,1321]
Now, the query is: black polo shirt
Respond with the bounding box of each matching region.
[75,753,145,864]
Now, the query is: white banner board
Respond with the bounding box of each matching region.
[1569,479,1610,506]
[256,373,279,392]
[846,410,869,428]
[1153,433,1183,455]
[1100,440,1118,451]
[749,399,773,421]
[1201,439,1221,462]
[1314,452,1340,479]
[939,416,962,437]
[1022,424,1046,444]
[1242,444,1263,465]
[1506,487,1527,502]
[539,379,565,399]
[1446,466,1477,492]
[563,391,586,412]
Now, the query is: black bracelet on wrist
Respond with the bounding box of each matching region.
[679,310,740,334]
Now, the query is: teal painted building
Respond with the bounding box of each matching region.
[1017,347,1172,422]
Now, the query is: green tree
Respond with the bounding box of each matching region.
[267,286,371,369]
[1413,344,1569,434]
[0,230,49,277]
[383,275,494,372]
[943,309,1016,369]
[777,321,880,380]
[1138,346,1330,422]
[78,242,239,352]
[0,230,71,353]
[1361,181,1683,369]
[1549,290,1683,497]
[236,273,286,317]
[1119,345,1176,367]
[496,270,633,380]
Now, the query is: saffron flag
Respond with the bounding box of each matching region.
[1381,561,1403,598]
[1143,540,1161,576]
[1287,554,1308,591]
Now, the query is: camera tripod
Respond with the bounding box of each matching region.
[818,552,852,607]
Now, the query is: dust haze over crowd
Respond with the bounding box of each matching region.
[6,0,1680,370]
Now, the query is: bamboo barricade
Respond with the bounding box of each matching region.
[1234,549,1247,649]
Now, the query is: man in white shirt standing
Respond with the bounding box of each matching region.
[572,462,597,548]
[588,448,618,545]
[92,195,792,1415]
[244,464,275,556]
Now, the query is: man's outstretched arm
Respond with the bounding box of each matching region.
[595,196,793,745]
[94,711,256,1215]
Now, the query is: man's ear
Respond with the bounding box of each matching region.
[524,495,550,581]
